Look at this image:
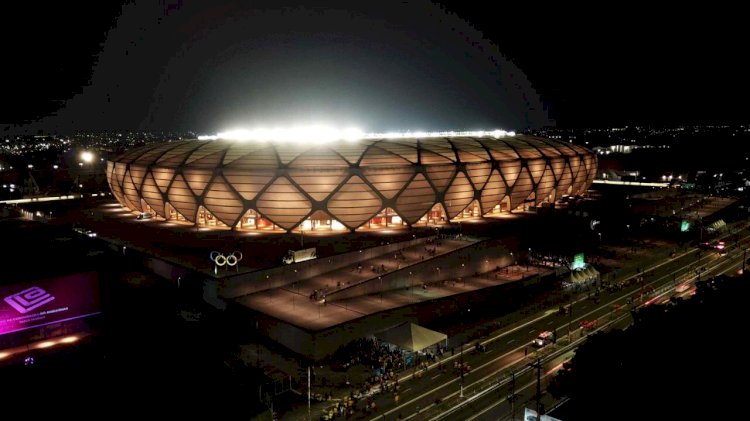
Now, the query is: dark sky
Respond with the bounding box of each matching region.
[1,2,748,133]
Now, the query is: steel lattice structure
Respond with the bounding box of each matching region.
[106,134,597,231]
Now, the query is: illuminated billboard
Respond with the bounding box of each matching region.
[0,272,100,336]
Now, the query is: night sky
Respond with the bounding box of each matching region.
[1,2,747,132]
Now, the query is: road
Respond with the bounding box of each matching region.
[335,223,750,421]
[425,227,750,421]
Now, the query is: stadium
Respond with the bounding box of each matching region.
[106,131,597,232]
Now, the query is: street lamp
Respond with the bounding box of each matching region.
[459,340,465,398]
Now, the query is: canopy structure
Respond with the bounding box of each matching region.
[570,265,600,284]
[375,322,448,352]
[706,219,726,233]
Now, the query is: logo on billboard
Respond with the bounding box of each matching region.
[4,286,55,314]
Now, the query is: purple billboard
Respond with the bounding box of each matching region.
[0,272,100,336]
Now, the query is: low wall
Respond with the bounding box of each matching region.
[327,240,511,301]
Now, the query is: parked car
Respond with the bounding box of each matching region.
[136,212,155,220]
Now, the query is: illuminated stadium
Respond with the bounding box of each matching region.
[106,130,597,232]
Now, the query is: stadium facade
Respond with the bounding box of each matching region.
[106,132,597,232]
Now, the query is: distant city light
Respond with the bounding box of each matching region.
[81,151,94,163]
[53,164,59,169]
[198,127,515,142]
[27,164,33,169]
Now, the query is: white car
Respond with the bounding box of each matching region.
[532,331,554,348]
[136,212,154,220]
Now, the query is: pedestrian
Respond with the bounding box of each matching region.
[524,347,528,356]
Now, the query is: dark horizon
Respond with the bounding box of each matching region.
[1,2,748,132]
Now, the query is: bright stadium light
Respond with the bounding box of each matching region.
[81,151,94,163]
[206,127,366,143]
[199,127,515,142]
[365,129,513,139]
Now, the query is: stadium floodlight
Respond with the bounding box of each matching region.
[199,127,516,142]
[207,126,366,143]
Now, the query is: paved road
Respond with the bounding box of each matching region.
[284,221,750,421]
[364,225,750,421]
[430,227,750,421]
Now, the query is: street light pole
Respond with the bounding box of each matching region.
[459,341,464,398]
[567,293,573,341]
[528,358,543,417]
[508,371,517,420]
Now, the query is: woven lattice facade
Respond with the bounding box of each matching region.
[106,134,597,231]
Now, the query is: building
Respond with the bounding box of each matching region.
[106,131,597,232]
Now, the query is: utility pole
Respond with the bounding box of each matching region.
[507,371,517,420]
[459,341,465,398]
[256,320,261,369]
[307,366,311,421]
[528,358,543,418]
[567,294,574,342]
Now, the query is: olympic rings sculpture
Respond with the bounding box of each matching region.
[210,250,243,267]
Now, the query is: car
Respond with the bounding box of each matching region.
[136,212,154,220]
[532,331,554,348]
[579,319,598,330]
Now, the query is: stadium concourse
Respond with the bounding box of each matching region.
[229,233,551,360]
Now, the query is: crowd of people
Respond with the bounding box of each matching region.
[316,338,448,419]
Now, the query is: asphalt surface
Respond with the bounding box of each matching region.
[283,219,750,421]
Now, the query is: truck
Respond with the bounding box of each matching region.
[282,248,317,265]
